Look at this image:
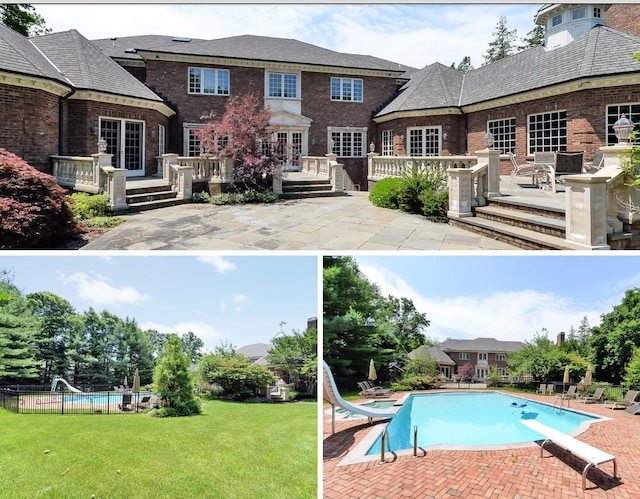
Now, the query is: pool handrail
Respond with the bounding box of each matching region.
[323,360,396,434]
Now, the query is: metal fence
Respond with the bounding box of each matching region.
[0,388,154,415]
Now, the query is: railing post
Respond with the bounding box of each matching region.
[331,162,344,192]
[272,170,283,195]
[173,164,193,200]
[476,148,501,197]
[564,175,610,249]
[447,167,474,218]
[162,153,179,183]
[367,152,379,179]
[101,167,128,212]
[220,157,235,183]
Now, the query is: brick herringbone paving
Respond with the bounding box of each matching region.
[323,391,640,498]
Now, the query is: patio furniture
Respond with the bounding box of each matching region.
[323,360,395,434]
[508,152,540,187]
[559,385,578,400]
[118,393,133,411]
[357,381,393,398]
[625,402,640,415]
[535,383,547,394]
[584,150,605,173]
[579,387,605,404]
[604,389,639,410]
[521,419,617,490]
[136,395,152,409]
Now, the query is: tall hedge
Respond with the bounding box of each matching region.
[0,148,81,248]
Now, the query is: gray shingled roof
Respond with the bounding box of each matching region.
[376,62,464,116]
[439,338,524,353]
[31,30,165,102]
[407,345,455,365]
[237,342,273,360]
[0,23,69,85]
[93,34,412,74]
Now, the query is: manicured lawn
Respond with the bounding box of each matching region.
[0,397,316,498]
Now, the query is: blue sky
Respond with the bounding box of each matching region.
[35,3,541,69]
[1,254,318,350]
[355,254,640,344]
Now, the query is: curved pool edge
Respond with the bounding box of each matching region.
[335,390,610,467]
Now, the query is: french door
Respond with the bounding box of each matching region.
[100,118,145,177]
[272,131,303,171]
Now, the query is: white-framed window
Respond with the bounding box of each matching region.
[183,124,204,156]
[382,130,394,156]
[572,7,586,20]
[459,352,470,361]
[330,77,363,102]
[188,67,230,95]
[407,126,442,156]
[487,118,516,154]
[268,72,298,99]
[497,368,507,376]
[606,103,640,145]
[158,125,166,157]
[328,127,367,158]
[527,110,567,154]
[478,353,488,362]
[495,353,506,361]
[552,13,563,27]
[594,7,602,19]
[440,366,451,379]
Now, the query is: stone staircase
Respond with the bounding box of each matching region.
[450,195,631,250]
[125,180,188,212]
[280,177,344,200]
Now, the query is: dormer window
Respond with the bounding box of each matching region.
[594,7,602,19]
[551,13,563,27]
[572,7,586,20]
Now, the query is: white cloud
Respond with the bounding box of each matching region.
[197,255,237,274]
[140,320,225,351]
[59,272,149,306]
[232,294,249,312]
[358,263,601,344]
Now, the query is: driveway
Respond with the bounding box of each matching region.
[81,192,518,251]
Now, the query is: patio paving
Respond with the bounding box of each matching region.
[81,191,519,251]
[323,391,640,498]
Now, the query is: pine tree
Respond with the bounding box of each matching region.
[518,24,544,51]
[483,16,518,64]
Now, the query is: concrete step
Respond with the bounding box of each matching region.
[126,190,178,204]
[283,184,333,193]
[126,183,172,196]
[279,190,345,200]
[475,205,566,239]
[126,197,190,213]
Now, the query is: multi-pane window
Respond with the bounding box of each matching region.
[552,13,563,27]
[496,353,506,361]
[594,7,602,18]
[158,125,166,157]
[487,118,516,154]
[606,103,640,145]
[382,130,394,156]
[459,352,470,361]
[188,67,230,95]
[408,126,441,156]
[497,368,507,376]
[329,128,366,157]
[572,7,586,20]
[184,126,202,156]
[478,353,488,362]
[330,77,363,102]
[268,72,298,98]
[527,110,567,154]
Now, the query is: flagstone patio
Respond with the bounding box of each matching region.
[323,391,640,498]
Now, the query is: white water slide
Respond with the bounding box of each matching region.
[51,376,82,393]
[322,360,396,434]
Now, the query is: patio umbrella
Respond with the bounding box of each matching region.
[368,359,377,382]
[123,375,128,388]
[132,369,140,394]
[563,365,570,385]
[585,367,592,387]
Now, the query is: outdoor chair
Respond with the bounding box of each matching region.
[136,395,152,409]
[508,152,539,187]
[555,151,585,177]
[532,151,557,191]
[535,383,547,394]
[626,402,640,415]
[118,393,133,411]
[357,381,393,398]
[559,385,578,400]
[584,150,605,173]
[579,387,605,404]
[604,389,639,410]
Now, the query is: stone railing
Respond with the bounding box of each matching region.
[368,153,477,181]
[447,150,499,218]
[299,154,344,192]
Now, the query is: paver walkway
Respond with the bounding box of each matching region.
[82,192,518,251]
[323,391,640,498]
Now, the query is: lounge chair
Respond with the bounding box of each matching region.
[579,387,605,404]
[604,389,639,410]
[560,385,578,400]
[118,393,133,411]
[584,150,605,173]
[323,361,395,434]
[625,402,640,415]
[136,395,152,409]
[357,381,393,398]
[535,383,547,394]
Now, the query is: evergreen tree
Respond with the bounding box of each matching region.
[518,24,544,51]
[483,16,517,64]
[451,56,474,73]
[153,334,201,416]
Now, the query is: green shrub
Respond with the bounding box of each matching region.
[210,365,276,400]
[419,187,449,222]
[191,191,211,203]
[82,216,126,228]
[397,165,448,215]
[69,192,110,220]
[391,374,443,391]
[209,189,279,205]
[369,177,401,209]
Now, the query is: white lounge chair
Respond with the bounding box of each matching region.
[323,360,395,434]
[521,419,617,490]
[604,389,639,410]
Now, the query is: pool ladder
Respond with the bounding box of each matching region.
[379,425,424,465]
[553,394,569,408]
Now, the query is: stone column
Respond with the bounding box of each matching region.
[447,167,473,218]
[564,175,609,249]
[101,166,128,212]
[162,153,179,183]
[272,171,283,195]
[173,165,193,200]
[367,152,380,179]
[331,162,344,192]
[92,152,113,191]
[476,148,501,197]
[219,157,235,183]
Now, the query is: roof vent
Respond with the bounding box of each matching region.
[172,37,192,43]
[124,48,137,53]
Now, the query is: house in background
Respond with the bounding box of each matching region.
[408,337,524,381]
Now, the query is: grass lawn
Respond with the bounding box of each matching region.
[0,396,316,498]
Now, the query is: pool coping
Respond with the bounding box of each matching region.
[336,390,611,467]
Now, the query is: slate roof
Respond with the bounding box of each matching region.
[438,337,524,353]
[93,34,413,74]
[0,23,69,85]
[377,25,640,117]
[31,30,165,102]
[407,345,455,365]
[237,342,273,360]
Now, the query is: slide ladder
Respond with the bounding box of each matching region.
[51,376,82,393]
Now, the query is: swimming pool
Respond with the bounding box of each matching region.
[365,392,603,455]
[63,392,152,405]
[333,400,397,419]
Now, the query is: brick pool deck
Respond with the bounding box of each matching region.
[323,391,640,498]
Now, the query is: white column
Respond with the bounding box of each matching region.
[173,165,193,200]
[101,166,128,212]
[476,148,501,197]
[447,167,473,218]
[162,154,179,183]
[331,163,344,192]
[564,175,609,249]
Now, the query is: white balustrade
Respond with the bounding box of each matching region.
[51,156,102,193]
[368,155,477,181]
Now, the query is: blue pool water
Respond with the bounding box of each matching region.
[64,392,152,405]
[366,392,600,454]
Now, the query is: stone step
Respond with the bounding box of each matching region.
[279,190,345,200]
[487,196,565,220]
[475,205,566,239]
[283,184,333,193]
[126,197,190,213]
[282,179,332,187]
[126,190,178,204]
[125,183,172,196]
[450,216,578,250]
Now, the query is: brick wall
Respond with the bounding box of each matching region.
[606,4,640,36]
[63,99,170,177]
[0,84,60,171]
